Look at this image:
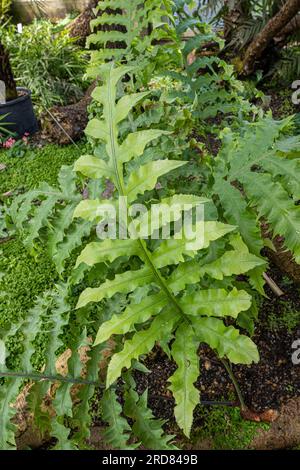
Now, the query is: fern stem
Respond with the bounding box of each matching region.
[0,370,106,388]
[220,358,246,410]
[106,67,192,326]
[138,238,192,325]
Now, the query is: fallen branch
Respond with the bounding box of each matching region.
[263,272,285,297]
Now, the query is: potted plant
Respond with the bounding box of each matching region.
[0,41,38,136]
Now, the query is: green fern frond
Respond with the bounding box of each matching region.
[102,388,136,449]
[168,323,199,438]
[86,0,176,78]
[73,63,260,438]
[124,374,177,450]
[213,116,300,265]
[0,284,70,450]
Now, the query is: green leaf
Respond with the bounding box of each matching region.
[115,92,150,124]
[120,130,171,163]
[73,199,116,222]
[131,194,209,237]
[102,388,136,450]
[126,160,186,203]
[74,155,113,180]
[0,380,19,449]
[85,118,109,141]
[124,376,177,450]
[260,155,300,200]
[192,317,259,364]
[152,221,236,268]
[241,172,300,264]
[180,287,252,319]
[95,292,168,345]
[52,419,77,450]
[77,267,153,309]
[106,309,179,387]
[76,239,139,267]
[168,323,199,437]
[213,176,263,256]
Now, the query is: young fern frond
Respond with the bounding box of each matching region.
[101,388,137,450]
[165,22,253,122]
[73,63,261,437]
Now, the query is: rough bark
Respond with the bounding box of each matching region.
[41,82,97,145]
[243,0,300,75]
[0,42,17,101]
[68,0,98,45]
[275,13,300,44]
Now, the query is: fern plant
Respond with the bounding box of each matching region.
[163,16,256,123]
[211,115,300,275]
[0,61,267,449]
[86,0,180,81]
[72,62,262,438]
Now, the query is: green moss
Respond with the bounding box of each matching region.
[0,237,58,367]
[0,143,86,194]
[266,302,300,333]
[0,238,57,327]
[191,405,269,450]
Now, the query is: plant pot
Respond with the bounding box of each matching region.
[0,87,38,137]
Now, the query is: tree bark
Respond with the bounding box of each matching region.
[0,42,17,101]
[68,0,98,45]
[274,13,300,44]
[41,82,97,145]
[243,0,300,75]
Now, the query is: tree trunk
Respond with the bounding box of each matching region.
[41,82,97,145]
[0,42,17,101]
[68,0,98,45]
[243,0,300,75]
[274,13,300,44]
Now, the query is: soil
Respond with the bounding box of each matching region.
[250,397,300,449]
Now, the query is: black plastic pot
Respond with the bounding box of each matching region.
[0,87,38,137]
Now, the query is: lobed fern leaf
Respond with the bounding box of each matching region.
[168,323,199,438]
[86,0,176,78]
[124,374,177,450]
[102,388,136,450]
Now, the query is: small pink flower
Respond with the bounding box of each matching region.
[3,137,16,148]
[24,132,30,137]
[22,136,28,144]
